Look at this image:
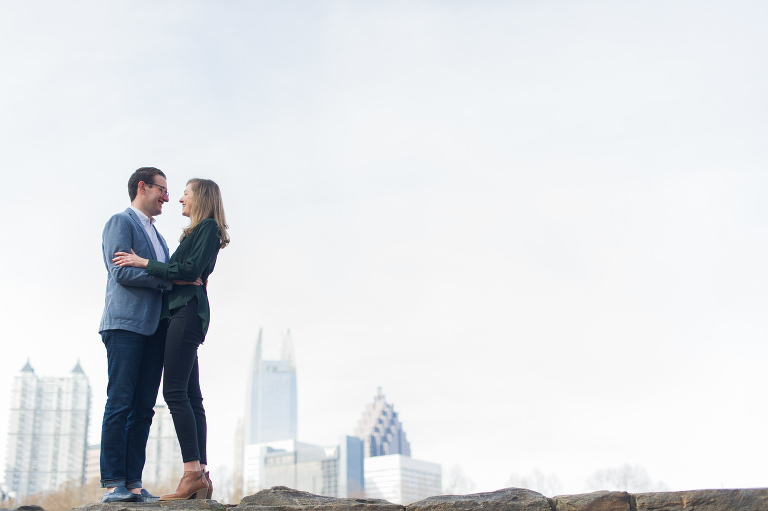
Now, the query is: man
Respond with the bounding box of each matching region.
[98,167,173,503]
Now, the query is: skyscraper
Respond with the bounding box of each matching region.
[354,387,411,458]
[244,329,297,445]
[354,389,441,504]
[4,360,91,498]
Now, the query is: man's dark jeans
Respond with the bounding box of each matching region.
[100,326,165,489]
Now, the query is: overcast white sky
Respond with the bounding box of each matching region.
[1,0,767,496]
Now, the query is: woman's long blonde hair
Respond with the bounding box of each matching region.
[181,178,230,249]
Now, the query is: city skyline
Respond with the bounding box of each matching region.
[241,365,440,503]
[1,0,767,496]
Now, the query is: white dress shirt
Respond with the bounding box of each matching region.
[130,207,167,263]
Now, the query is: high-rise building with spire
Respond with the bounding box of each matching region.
[244,329,298,445]
[354,388,441,505]
[354,387,411,458]
[4,360,91,498]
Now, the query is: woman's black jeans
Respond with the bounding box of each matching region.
[163,297,207,465]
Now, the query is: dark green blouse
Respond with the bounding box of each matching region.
[145,218,221,337]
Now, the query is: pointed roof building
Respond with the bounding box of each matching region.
[244,329,298,445]
[354,388,410,458]
[72,359,85,375]
[5,359,91,498]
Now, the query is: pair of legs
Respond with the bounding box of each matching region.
[100,324,165,493]
[163,297,208,472]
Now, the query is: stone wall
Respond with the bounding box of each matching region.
[9,485,768,511]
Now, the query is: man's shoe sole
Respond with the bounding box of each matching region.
[101,495,139,503]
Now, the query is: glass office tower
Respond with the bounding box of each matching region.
[245,329,298,445]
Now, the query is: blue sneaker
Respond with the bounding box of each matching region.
[101,486,139,503]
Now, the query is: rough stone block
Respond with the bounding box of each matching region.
[72,499,229,511]
[235,486,403,511]
[550,491,632,511]
[635,488,768,511]
[407,487,550,511]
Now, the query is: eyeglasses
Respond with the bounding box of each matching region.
[145,182,169,197]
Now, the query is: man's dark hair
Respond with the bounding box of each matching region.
[128,167,166,201]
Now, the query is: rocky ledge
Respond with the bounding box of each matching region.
[12,485,768,511]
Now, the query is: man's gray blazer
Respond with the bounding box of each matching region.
[99,208,172,336]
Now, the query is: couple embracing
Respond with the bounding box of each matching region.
[98,167,229,502]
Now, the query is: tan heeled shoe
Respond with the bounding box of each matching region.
[205,471,213,500]
[159,470,208,500]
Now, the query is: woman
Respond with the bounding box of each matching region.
[113,178,230,501]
